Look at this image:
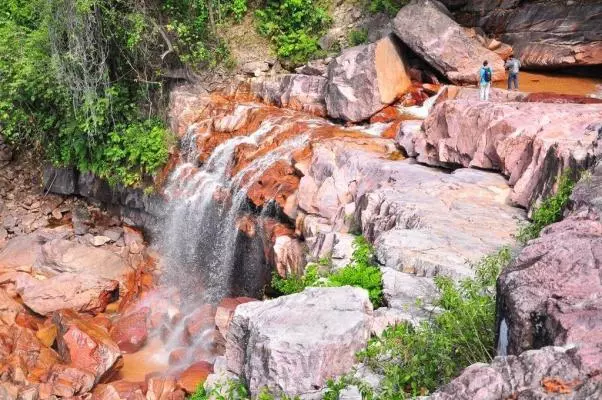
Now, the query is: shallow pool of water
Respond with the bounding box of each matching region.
[493,71,602,97]
[116,337,170,382]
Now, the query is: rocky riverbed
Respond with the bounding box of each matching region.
[1,0,602,399]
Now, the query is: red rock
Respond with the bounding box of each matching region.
[92,380,144,400]
[53,310,123,383]
[14,312,43,331]
[44,364,95,398]
[110,309,149,353]
[215,297,256,338]
[20,273,119,316]
[145,376,185,400]
[369,106,403,124]
[176,362,213,394]
[0,288,23,326]
[8,325,60,382]
[524,92,602,104]
[92,314,113,332]
[168,348,187,365]
[244,160,300,208]
[185,304,216,338]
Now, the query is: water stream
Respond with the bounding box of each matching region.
[159,105,310,304]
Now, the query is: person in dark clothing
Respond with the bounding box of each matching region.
[505,54,521,91]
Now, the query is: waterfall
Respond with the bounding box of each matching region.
[158,104,309,303]
[497,317,509,356]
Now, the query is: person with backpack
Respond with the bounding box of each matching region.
[505,54,521,90]
[478,60,493,101]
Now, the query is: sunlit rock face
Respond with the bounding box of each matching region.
[418,100,602,210]
[225,287,373,397]
[325,35,412,122]
[392,0,505,84]
[439,0,602,69]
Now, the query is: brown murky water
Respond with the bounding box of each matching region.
[493,71,602,96]
[116,337,171,382]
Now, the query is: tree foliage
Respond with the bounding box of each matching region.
[255,0,331,65]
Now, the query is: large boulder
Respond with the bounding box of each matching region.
[0,235,45,273]
[325,35,412,122]
[440,0,602,69]
[392,0,505,84]
[109,309,149,353]
[53,310,123,383]
[36,239,132,282]
[419,100,602,209]
[225,287,373,397]
[497,213,602,369]
[298,140,523,279]
[20,273,119,316]
[429,346,602,400]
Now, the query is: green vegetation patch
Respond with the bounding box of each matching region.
[255,0,331,65]
[517,172,575,242]
[355,247,512,398]
[271,235,383,308]
[348,28,368,46]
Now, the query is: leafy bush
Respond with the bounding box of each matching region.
[367,0,409,15]
[255,0,331,64]
[357,247,511,397]
[517,173,575,242]
[272,264,321,295]
[271,236,384,308]
[189,380,301,400]
[348,28,368,46]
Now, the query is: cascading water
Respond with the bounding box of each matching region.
[497,317,509,356]
[159,104,310,304]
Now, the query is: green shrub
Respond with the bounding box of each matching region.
[348,28,368,46]
[517,173,575,242]
[189,380,301,400]
[357,247,511,397]
[367,0,409,15]
[328,236,383,307]
[271,236,384,308]
[255,0,331,64]
[272,264,321,295]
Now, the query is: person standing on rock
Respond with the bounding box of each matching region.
[478,60,493,101]
[505,54,521,90]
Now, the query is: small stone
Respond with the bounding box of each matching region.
[36,324,58,347]
[92,236,111,247]
[51,208,63,220]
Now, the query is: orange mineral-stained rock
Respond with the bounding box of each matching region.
[145,376,186,400]
[245,160,300,208]
[185,304,216,338]
[53,310,123,383]
[44,364,96,398]
[176,362,213,394]
[110,309,149,353]
[92,380,145,400]
[35,324,58,348]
